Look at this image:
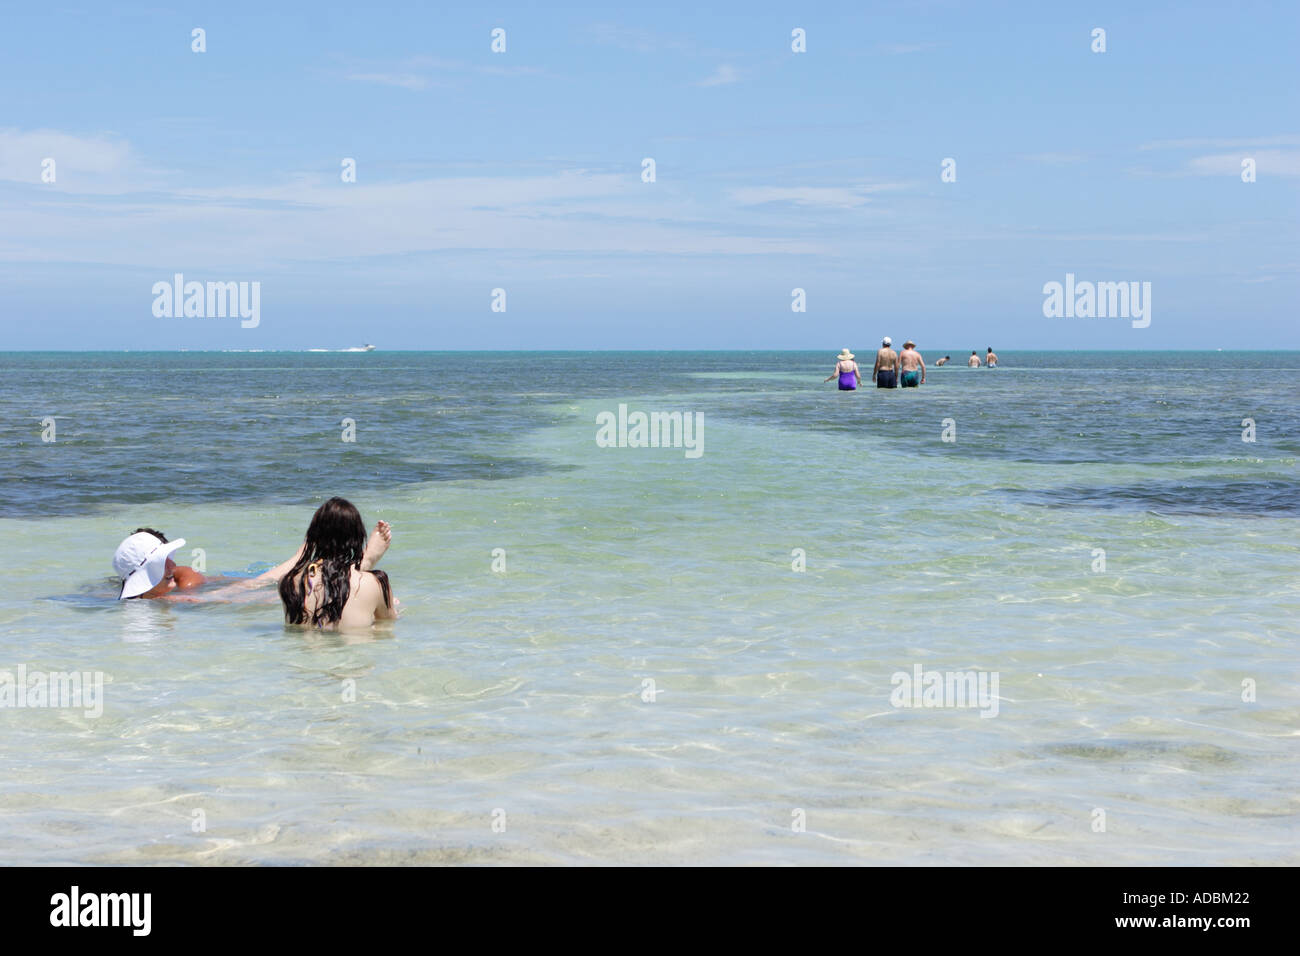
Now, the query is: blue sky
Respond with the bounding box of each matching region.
[1,0,1297,349]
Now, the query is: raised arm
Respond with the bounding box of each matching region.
[360,520,391,570]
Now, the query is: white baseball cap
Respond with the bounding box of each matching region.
[882,336,892,346]
[113,532,186,600]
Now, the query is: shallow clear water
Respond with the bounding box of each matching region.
[1,351,1297,864]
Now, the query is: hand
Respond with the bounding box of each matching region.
[362,520,392,569]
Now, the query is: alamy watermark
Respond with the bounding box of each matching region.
[1042,273,1150,328]
[1,665,104,718]
[595,404,704,459]
[152,274,260,328]
[890,664,1000,718]
[50,886,150,936]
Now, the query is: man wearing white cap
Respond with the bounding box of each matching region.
[873,336,899,389]
[113,528,204,600]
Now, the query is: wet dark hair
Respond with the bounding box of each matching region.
[987,346,994,352]
[132,527,167,542]
[972,350,977,355]
[278,497,391,627]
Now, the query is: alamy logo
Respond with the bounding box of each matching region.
[152,273,261,328]
[50,886,150,936]
[0,665,103,718]
[595,404,704,459]
[889,664,1000,718]
[1042,273,1150,328]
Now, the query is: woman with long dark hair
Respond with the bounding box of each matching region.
[278,497,397,629]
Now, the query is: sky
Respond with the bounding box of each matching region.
[1,0,1297,350]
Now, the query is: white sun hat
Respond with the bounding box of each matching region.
[113,532,186,600]
[836,348,855,361]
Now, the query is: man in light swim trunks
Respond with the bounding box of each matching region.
[899,340,926,387]
[986,347,998,367]
[967,350,981,367]
[935,355,951,366]
[873,337,898,388]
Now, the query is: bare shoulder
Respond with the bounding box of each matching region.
[355,570,383,594]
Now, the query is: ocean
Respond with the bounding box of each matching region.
[1,350,1297,864]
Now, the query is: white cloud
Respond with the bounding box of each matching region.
[0,153,833,270]
[1022,231,1211,242]
[343,56,550,89]
[586,23,696,54]
[478,64,549,77]
[1139,134,1300,151]
[344,72,430,90]
[877,42,937,55]
[730,184,904,209]
[1186,149,1300,177]
[587,24,661,52]
[0,128,135,187]
[697,65,739,87]
[1024,152,1087,164]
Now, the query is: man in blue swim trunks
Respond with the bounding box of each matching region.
[899,340,926,387]
[873,337,898,388]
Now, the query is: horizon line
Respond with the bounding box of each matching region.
[0,348,1295,354]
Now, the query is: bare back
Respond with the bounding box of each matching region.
[293,566,395,630]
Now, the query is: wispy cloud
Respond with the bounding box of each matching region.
[1019,230,1211,242]
[697,65,740,87]
[1139,134,1300,151]
[876,42,937,55]
[729,184,904,209]
[342,55,550,90]
[1024,152,1087,164]
[0,133,835,270]
[345,72,430,91]
[586,23,693,54]
[478,64,549,77]
[1185,149,1300,177]
[0,127,143,191]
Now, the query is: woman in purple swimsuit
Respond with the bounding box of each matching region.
[824,348,861,390]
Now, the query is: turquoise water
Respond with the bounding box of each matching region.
[1,351,1297,864]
